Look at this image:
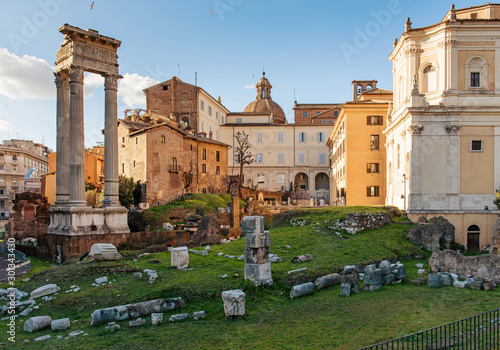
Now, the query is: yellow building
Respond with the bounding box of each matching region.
[386,4,500,251]
[327,81,392,206]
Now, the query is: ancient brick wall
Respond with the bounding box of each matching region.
[9,192,50,241]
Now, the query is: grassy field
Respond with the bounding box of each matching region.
[0,205,498,349]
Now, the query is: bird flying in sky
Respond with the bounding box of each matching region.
[90,2,94,10]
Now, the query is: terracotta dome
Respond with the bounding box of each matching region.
[242,73,286,124]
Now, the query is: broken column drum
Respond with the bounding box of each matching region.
[242,216,273,286]
[47,24,130,260]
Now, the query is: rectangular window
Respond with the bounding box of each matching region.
[216,151,220,162]
[236,118,242,123]
[216,130,219,140]
[202,148,207,160]
[221,116,225,124]
[278,154,284,163]
[201,100,205,110]
[316,111,320,115]
[278,132,284,143]
[298,153,305,164]
[235,154,241,164]
[299,132,306,143]
[216,166,220,175]
[317,132,325,142]
[216,111,219,120]
[208,106,212,116]
[0,189,3,195]
[319,153,325,164]
[321,120,329,124]
[122,163,124,173]
[257,132,263,143]
[256,154,263,163]
[162,85,168,90]
[370,135,380,150]
[470,73,480,88]
[0,201,4,209]
[135,137,138,144]
[470,139,483,152]
[366,163,380,173]
[257,174,265,183]
[277,174,286,184]
[367,116,383,125]
[366,186,380,197]
[12,154,17,161]
[302,112,307,118]
[0,165,4,171]
[201,122,204,132]
[202,164,207,173]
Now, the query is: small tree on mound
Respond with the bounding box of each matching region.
[494,187,500,210]
[234,131,254,186]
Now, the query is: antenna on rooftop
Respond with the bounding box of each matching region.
[195,72,197,86]
[294,88,296,102]
[178,64,181,77]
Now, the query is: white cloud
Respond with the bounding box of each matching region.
[118,73,159,108]
[83,72,104,98]
[244,85,255,89]
[0,48,54,99]
[0,120,14,131]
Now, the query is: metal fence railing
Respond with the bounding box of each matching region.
[360,308,500,349]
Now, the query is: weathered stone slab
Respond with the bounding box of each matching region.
[314,273,341,290]
[392,263,406,280]
[95,276,108,285]
[90,298,185,326]
[34,335,51,341]
[105,322,120,331]
[350,283,359,294]
[379,260,392,275]
[340,283,351,296]
[222,289,245,317]
[244,262,273,285]
[133,272,142,280]
[30,284,61,299]
[484,282,496,291]
[193,311,205,320]
[290,282,314,299]
[129,318,145,327]
[51,318,70,331]
[364,268,384,285]
[24,316,52,333]
[428,274,441,288]
[342,265,358,274]
[440,274,453,286]
[169,313,190,322]
[341,271,359,285]
[89,243,122,261]
[470,281,484,291]
[288,268,307,274]
[171,247,189,269]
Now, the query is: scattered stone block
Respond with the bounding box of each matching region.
[89,243,122,261]
[151,313,163,325]
[91,298,185,326]
[149,274,157,284]
[217,252,224,256]
[222,289,246,317]
[341,271,359,285]
[243,216,273,286]
[291,254,314,263]
[290,282,314,299]
[340,283,351,296]
[205,245,211,252]
[367,284,382,292]
[484,282,496,291]
[193,311,205,321]
[199,251,208,256]
[288,268,307,274]
[428,274,441,288]
[470,281,484,291]
[379,260,392,275]
[415,263,424,269]
[440,274,453,286]
[129,318,146,327]
[95,277,108,285]
[51,318,70,331]
[171,247,189,269]
[24,316,52,333]
[364,268,385,285]
[385,274,395,285]
[105,322,120,331]
[453,281,468,288]
[20,307,33,317]
[68,330,84,337]
[30,284,61,299]
[41,296,53,302]
[133,272,143,280]
[417,269,426,275]
[350,283,359,294]
[169,313,190,322]
[163,222,174,230]
[34,335,51,341]
[314,273,341,290]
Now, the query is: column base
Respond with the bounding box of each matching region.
[47,205,130,236]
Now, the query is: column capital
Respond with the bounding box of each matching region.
[54,71,69,88]
[104,74,122,91]
[69,66,85,84]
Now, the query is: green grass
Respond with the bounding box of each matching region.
[0,206,498,349]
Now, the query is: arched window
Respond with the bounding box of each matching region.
[467,225,480,252]
[161,135,166,144]
[357,85,362,95]
[465,56,488,90]
[334,111,339,118]
[172,157,178,172]
[182,117,190,127]
[366,84,372,91]
[397,144,401,169]
[422,65,436,93]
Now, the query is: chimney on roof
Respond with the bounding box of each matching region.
[405,17,412,32]
[209,131,213,139]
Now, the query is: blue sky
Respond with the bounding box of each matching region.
[0,0,482,149]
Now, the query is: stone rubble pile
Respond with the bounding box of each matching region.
[329,212,391,234]
[427,272,497,291]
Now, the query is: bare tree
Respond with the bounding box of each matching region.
[234,131,254,185]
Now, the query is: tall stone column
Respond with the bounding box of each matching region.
[68,66,86,206]
[103,74,121,206]
[54,71,70,205]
